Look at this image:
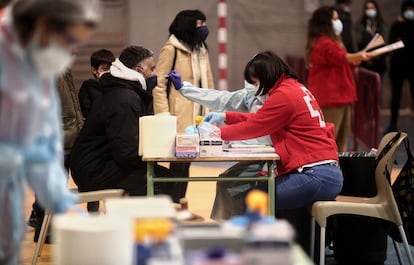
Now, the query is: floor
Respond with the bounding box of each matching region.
[20,162,228,265]
[20,111,414,265]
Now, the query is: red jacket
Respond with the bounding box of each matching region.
[307,36,357,107]
[220,77,338,176]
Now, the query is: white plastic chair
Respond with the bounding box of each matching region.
[310,132,414,265]
[31,188,125,265]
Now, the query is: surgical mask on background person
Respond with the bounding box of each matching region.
[197,25,209,42]
[332,19,343,36]
[404,10,414,21]
[30,39,74,77]
[365,9,377,18]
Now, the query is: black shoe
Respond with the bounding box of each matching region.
[26,210,37,228]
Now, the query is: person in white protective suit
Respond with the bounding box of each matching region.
[0,0,102,264]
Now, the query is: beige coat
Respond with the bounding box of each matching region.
[153,35,214,133]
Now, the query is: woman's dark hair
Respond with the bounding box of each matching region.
[169,9,207,51]
[359,0,385,26]
[402,0,414,14]
[244,51,297,96]
[305,6,338,66]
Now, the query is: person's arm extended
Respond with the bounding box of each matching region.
[179,82,253,112]
[346,51,371,65]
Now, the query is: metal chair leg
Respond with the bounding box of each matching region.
[31,212,52,265]
[392,238,404,265]
[398,225,414,265]
[319,226,326,265]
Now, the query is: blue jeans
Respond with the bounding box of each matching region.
[255,164,343,210]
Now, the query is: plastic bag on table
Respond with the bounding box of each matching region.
[198,122,221,140]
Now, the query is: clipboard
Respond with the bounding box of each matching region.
[363,33,385,51]
[367,40,405,57]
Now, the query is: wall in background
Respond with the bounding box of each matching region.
[127,1,403,97]
[71,0,409,109]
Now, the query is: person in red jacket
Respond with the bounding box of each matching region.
[305,6,371,152]
[202,51,343,210]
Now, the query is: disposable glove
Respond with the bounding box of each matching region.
[185,125,198,135]
[26,162,77,213]
[167,70,183,90]
[203,112,225,124]
[22,137,54,164]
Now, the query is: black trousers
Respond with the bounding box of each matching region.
[389,73,414,129]
[169,162,191,203]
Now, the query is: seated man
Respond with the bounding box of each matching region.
[78,49,115,119]
[70,46,173,197]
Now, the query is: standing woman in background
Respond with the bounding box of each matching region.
[305,6,370,152]
[354,0,387,102]
[386,0,414,132]
[153,10,214,202]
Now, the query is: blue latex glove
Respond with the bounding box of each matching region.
[167,70,183,90]
[22,137,54,164]
[26,161,78,213]
[203,112,225,124]
[185,125,199,135]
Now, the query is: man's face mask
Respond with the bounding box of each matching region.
[146,75,157,93]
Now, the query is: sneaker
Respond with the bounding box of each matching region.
[26,210,37,229]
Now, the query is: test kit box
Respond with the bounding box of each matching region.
[175,134,199,158]
[199,140,223,157]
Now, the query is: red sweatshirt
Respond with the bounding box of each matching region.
[220,77,338,176]
[307,36,357,107]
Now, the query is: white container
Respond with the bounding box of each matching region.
[52,214,134,265]
[139,115,177,157]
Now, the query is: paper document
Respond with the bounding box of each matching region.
[363,33,385,51]
[223,146,276,154]
[367,40,405,57]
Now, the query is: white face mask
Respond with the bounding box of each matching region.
[332,19,343,36]
[404,10,414,21]
[365,9,377,18]
[30,39,74,77]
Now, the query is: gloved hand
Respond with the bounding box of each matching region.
[26,161,77,213]
[22,137,54,164]
[167,70,183,90]
[185,125,198,135]
[203,112,225,124]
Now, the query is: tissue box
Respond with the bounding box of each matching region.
[176,146,198,158]
[176,134,200,147]
[199,140,223,157]
[176,134,199,158]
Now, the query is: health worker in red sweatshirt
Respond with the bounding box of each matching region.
[203,51,343,210]
[306,6,371,152]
